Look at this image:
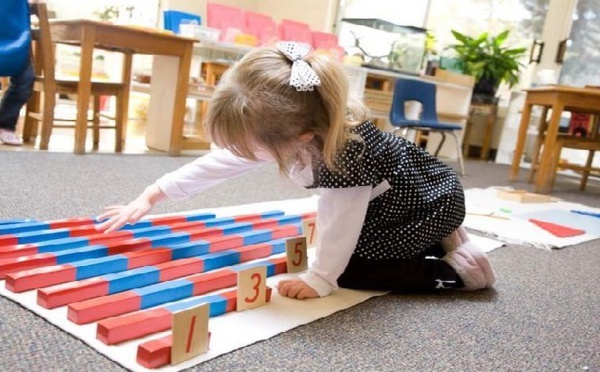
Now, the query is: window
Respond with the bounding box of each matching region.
[559,0,600,87]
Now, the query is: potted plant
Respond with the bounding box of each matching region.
[446,30,527,103]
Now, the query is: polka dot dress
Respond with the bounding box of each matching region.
[308,121,466,260]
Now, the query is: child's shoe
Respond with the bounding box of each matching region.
[0,130,23,146]
[441,227,496,290]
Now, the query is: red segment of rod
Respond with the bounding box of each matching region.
[250,219,279,229]
[5,264,77,293]
[156,257,204,282]
[37,277,110,309]
[237,243,272,262]
[187,269,237,296]
[301,212,317,220]
[187,227,224,241]
[124,248,172,268]
[204,235,244,252]
[104,238,152,255]
[269,256,288,275]
[97,307,172,345]
[165,220,208,231]
[49,217,95,229]
[272,224,301,239]
[136,334,172,369]
[67,292,142,325]
[0,235,19,247]
[0,253,57,279]
[87,230,134,245]
[0,244,39,259]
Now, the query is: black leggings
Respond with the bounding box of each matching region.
[338,243,464,292]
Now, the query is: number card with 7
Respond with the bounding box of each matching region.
[302,218,317,248]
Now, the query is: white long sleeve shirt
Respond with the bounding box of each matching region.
[154,148,380,297]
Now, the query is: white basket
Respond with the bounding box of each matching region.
[180,25,221,42]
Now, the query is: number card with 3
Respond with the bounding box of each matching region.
[237,265,268,311]
[171,303,210,365]
[285,236,308,273]
[302,218,317,248]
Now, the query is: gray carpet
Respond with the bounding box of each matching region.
[0,151,599,371]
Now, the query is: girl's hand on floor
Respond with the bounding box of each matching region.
[96,185,166,233]
[277,279,319,300]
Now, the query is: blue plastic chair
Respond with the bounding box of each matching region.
[389,78,465,175]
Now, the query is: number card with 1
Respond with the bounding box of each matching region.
[302,218,317,248]
[285,236,308,273]
[171,302,210,365]
[237,265,268,311]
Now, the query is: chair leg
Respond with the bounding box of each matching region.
[115,92,124,152]
[92,95,101,150]
[548,140,564,191]
[392,127,405,137]
[580,150,595,191]
[450,131,465,176]
[528,107,549,183]
[462,118,473,157]
[434,132,447,157]
[528,138,543,183]
[39,91,56,150]
[23,90,41,143]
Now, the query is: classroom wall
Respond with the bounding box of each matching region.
[256,0,338,32]
[160,0,337,32]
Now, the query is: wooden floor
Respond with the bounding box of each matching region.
[0,109,211,156]
[0,123,155,155]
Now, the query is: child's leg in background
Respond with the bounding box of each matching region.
[337,243,465,292]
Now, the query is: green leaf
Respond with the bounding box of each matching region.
[447,29,527,88]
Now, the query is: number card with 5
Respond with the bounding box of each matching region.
[285,236,308,273]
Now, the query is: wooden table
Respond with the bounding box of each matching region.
[509,85,600,193]
[49,20,197,155]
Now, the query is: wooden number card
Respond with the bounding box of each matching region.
[237,266,268,311]
[302,218,317,248]
[285,236,308,273]
[171,302,210,365]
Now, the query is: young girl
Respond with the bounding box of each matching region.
[98,42,495,299]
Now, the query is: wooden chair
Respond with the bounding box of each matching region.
[543,115,599,191]
[529,87,600,191]
[22,2,131,152]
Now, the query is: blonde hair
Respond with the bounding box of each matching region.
[206,45,368,172]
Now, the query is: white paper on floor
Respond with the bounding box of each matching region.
[0,196,503,372]
[463,187,600,249]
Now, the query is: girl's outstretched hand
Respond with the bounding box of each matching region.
[277,279,319,300]
[96,185,166,233]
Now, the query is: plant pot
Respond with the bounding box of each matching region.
[472,77,499,104]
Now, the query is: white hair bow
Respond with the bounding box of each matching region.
[276,41,322,92]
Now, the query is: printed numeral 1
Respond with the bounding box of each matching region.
[171,303,210,365]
